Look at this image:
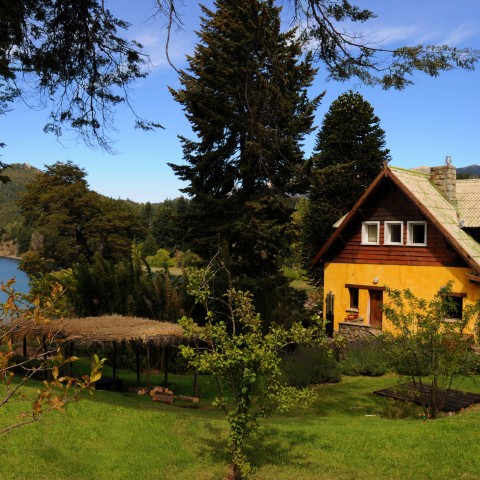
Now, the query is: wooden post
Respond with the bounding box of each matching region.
[193,342,199,397]
[164,345,169,386]
[146,342,151,389]
[136,344,141,386]
[193,369,199,398]
[69,342,74,375]
[112,342,117,380]
[325,291,335,338]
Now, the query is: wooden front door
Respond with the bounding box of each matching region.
[369,290,383,328]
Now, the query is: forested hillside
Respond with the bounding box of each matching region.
[0,164,39,227]
[457,164,480,178]
[0,164,40,254]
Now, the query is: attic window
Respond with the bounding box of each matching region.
[407,221,427,246]
[384,221,403,245]
[361,222,380,245]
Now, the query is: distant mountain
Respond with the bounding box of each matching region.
[457,164,480,178]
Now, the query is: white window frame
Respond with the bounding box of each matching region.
[407,221,427,246]
[384,221,403,245]
[361,221,380,245]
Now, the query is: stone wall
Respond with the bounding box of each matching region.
[338,321,381,342]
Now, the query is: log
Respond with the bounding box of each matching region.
[151,393,175,405]
[177,395,200,404]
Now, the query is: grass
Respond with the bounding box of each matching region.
[289,278,316,293]
[2,370,480,479]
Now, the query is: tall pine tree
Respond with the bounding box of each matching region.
[303,90,390,283]
[169,0,320,319]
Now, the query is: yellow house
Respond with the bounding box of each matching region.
[311,162,480,337]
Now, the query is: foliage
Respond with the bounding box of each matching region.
[302,91,390,283]
[169,0,321,312]
[159,1,479,89]
[139,233,158,258]
[174,249,203,269]
[340,337,390,377]
[0,164,38,250]
[0,279,105,435]
[382,282,480,419]
[18,161,145,275]
[1,1,478,154]
[149,197,191,251]
[282,345,341,387]
[146,248,175,269]
[29,245,187,321]
[179,261,326,478]
[289,1,479,89]
[0,0,159,150]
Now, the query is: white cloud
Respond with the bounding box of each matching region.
[441,24,480,46]
[135,27,195,71]
[358,24,428,46]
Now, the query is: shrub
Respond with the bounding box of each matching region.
[282,345,341,387]
[382,283,480,419]
[341,337,390,376]
[174,250,203,268]
[146,248,175,269]
[383,334,430,377]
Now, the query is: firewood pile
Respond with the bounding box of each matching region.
[134,385,199,406]
[150,386,175,404]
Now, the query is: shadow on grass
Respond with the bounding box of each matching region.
[309,375,400,417]
[249,426,320,470]
[195,421,320,472]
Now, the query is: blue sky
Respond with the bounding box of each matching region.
[1,0,479,203]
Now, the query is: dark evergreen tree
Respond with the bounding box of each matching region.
[151,197,190,251]
[169,0,320,316]
[141,233,158,258]
[303,90,391,283]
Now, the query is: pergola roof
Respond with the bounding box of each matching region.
[11,315,185,346]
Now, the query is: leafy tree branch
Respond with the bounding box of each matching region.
[0,279,106,435]
[179,259,326,478]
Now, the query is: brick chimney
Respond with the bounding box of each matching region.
[430,156,456,205]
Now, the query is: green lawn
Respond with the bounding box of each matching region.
[2,372,480,479]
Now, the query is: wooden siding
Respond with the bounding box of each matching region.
[324,179,469,267]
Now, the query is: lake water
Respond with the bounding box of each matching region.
[0,257,30,300]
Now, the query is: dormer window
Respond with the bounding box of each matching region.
[384,221,403,245]
[407,221,427,246]
[361,221,380,245]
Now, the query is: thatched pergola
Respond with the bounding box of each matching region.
[12,315,185,388]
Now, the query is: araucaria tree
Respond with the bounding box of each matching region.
[302,91,390,282]
[169,0,320,316]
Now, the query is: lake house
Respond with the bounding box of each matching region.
[311,160,480,338]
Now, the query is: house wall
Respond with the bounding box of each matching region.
[324,262,480,333]
[324,179,467,268]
